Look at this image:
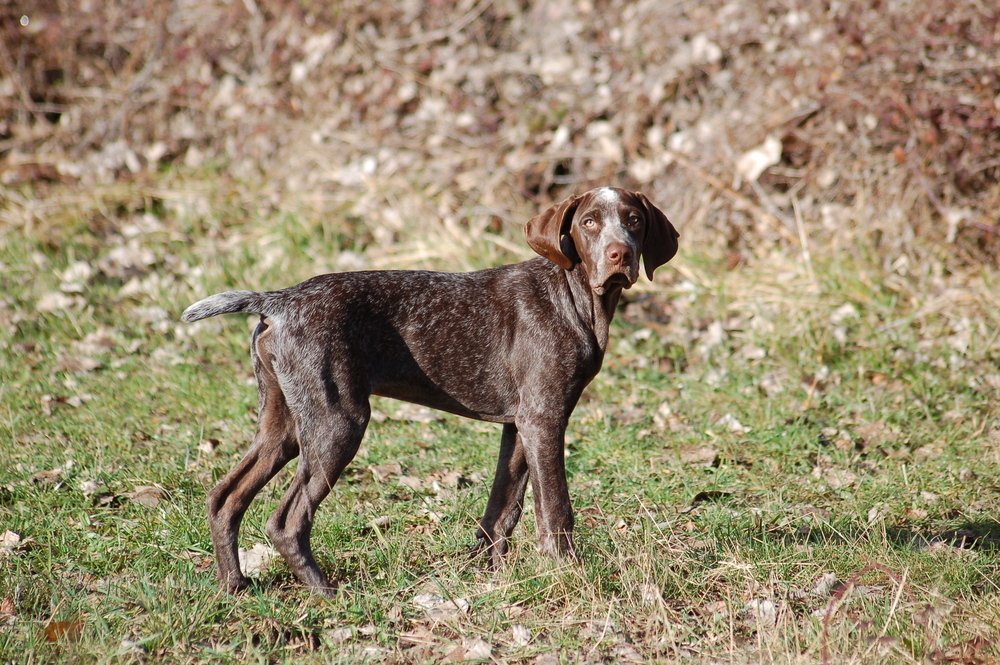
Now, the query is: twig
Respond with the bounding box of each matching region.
[870,568,907,648]
[0,24,42,124]
[791,195,816,285]
[749,178,798,240]
[377,0,494,51]
[667,151,800,245]
[821,563,905,665]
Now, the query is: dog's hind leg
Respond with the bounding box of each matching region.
[206,321,299,593]
[265,372,370,597]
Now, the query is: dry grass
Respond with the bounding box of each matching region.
[3,0,1000,267]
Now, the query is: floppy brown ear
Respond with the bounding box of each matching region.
[524,195,581,270]
[635,192,679,281]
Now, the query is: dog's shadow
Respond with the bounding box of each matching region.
[774,519,1000,552]
[894,520,1000,551]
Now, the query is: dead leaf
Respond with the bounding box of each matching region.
[398,626,438,647]
[829,302,859,324]
[758,371,786,396]
[123,485,168,508]
[913,444,944,461]
[37,292,80,312]
[810,572,839,596]
[653,401,689,433]
[73,330,117,355]
[0,597,15,625]
[398,475,423,491]
[30,467,63,486]
[427,469,469,491]
[386,604,404,622]
[511,624,531,646]
[532,653,561,665]
[65,394,96,407]
[43,618,84,642]
[416,508,442,523]
[715,413,751,435]
[741,598,779,629]
[701,600,728,618]
[609,644,645,663]
[679,446,718,465]
[197,438,220,455]
[79,480,103,496]
[927,637,993,665]
[59,260,95,285]
[56,355,103,373]
[412,593,469,620]
[811,466,857,489]
[581,618,618,639]
[735,135,782,182]
[370,463,402,481]
[368,515,391,529]
[238,542,277,578]
[0,531,21,555]
[412,593,443,610]
[852,420,898,445]
[325,627,354,644]
[445,637,492,662]
[639,583,661,605]
[119,637,147,655]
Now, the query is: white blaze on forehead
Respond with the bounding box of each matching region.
[593,187,626,242]
[595,187,620,206]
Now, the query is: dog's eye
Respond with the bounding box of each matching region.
[581,218,596,228]
[627,214,640,227]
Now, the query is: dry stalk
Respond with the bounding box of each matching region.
[667,151,799,246]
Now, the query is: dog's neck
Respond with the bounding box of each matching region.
[593,287,623,351]
[563,266,622,353]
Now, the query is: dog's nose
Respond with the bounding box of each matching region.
[606,243,631,265]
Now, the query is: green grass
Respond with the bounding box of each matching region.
[1,185,999,663]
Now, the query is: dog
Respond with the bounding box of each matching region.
[182,187,679,595]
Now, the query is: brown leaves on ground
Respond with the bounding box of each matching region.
[0,597,15,626]
[0,530,28,556]
[39,394,96,415]
[238,543,278,579]
[29,466,64,487]
[411,593,470,622]
[5,0,1000,271]
[122,485,169,509]
[42,617,84,643]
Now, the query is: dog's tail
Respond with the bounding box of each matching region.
[181,290,273,322]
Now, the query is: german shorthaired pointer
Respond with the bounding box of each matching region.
[182,187,678,595]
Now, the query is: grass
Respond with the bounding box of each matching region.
[1,180,999,663]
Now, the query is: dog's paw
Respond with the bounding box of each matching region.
[537,532,579,562]
[469,534,511,569]
[220,574,251,595]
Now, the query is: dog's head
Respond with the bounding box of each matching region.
[524,187,679,294]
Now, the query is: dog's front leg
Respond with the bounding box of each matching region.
[519,417,577,560]
[475,423,530,566]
